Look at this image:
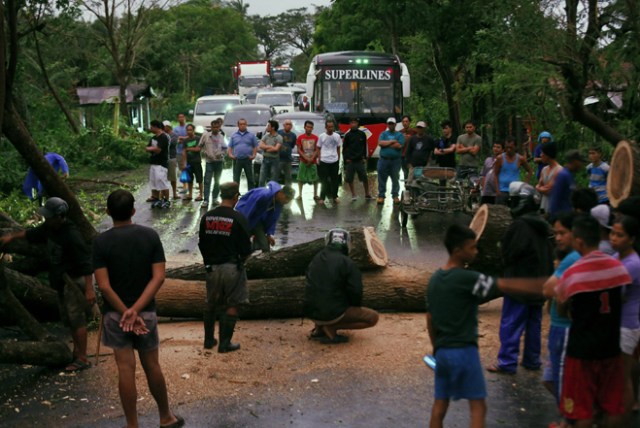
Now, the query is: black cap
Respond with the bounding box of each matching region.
[39,197,69,219]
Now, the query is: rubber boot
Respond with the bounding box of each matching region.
[203,310,217,349]
[218,313,240,353]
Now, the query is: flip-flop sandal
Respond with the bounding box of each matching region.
[182,196,192,201]
[195,196,203,201]
[319,334,349,344]
[486,364,515,375]
[65,358,92,372]
[309,328,327,340]
[160,414,184,428]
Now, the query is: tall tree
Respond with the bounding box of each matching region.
[78,0,163,125]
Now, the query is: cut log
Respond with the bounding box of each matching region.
[166,226,388,281]
[0,340,72,366]
[0,227,48,258]
[468,204,513,276]
[4,267,60,322]
[608,140,640,207]
[155,265,429,319]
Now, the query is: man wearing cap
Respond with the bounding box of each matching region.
[235,181,295,253]
[199,119,227,207]
[455,120,482,179]
[405,121,435,183]
[163,120,180,200]
[198,182,252,353]
[591,204,616,255]
[377,117,405,205]
[304,228,379,344]
[146,120,171,208]
[0,197,95,371]
[533,131,554,179]
[342,118,372,200]
[548,149,585,217]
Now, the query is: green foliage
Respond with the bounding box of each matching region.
[0,191,40,225]
[0,148,28,194]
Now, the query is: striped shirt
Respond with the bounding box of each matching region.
[587,161,610,203]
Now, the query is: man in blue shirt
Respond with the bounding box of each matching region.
[548,149,585,216]
[376,117,404,205]
[174,113,188,194]
[22,152,69,203]
[227,118,259,191]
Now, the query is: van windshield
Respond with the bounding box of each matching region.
[256,93,293,106]
[224,109,272,126]
[195,99,240,115]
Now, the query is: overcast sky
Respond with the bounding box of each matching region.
[246,0,332,16]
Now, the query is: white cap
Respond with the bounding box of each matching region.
[386,117,396,124]
[590,204,612,229]
[162,120,171,127]
[416,121,427,128]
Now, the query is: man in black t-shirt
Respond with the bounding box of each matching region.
[0,197,95,372]
[146,120,171,208]
[434,120,456,169]
[405,121,435,182]
[342,118,372,200]
[93,189,183,428]
[198,181,252,353]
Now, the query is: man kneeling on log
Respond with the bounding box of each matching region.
[198,182,252,353]
[304,228,379,344]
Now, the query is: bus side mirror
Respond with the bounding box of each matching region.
[401,63,410,98]
[306,63,316,102]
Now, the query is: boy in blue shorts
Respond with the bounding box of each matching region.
[426,224,545,428]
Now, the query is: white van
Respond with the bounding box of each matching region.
[255,91,296,114]
[191,95,241,132]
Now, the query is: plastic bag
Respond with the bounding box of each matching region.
[179,165,192,183]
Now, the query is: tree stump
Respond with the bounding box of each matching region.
[166,227,388,281]
[468,204,512,276]
[155,265,429,319]
[607,140,640,207]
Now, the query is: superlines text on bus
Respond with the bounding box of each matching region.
[323,69,392,81]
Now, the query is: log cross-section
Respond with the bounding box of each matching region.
[607,140,640,207]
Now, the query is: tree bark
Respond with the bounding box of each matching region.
[0,340,72,366]
[2,267,59,322]
[432,39,461,135]
[1,102,97,242]
[468,204,512,276]
[155,265,429,319]
[0,228,47,258]
[0,265,57,340]
[166,227,388,281]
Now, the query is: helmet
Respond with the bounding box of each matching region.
[537,131,553,143]
[39,197,69,219]
[507,181,541,217]
[325,228,352,255]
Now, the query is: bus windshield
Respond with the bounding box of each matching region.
[321,80,395,116]
[239,76,270,88]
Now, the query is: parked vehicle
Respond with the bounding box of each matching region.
[233,60,271,98]
[399,167,481,227]
[190,95,241,132]
[255,91,296,114]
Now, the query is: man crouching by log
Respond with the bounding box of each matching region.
[93,190,183,428]
[198,182,252,353]
[426,224,547,428]
[0,197,95,372]
[304,228,379,344]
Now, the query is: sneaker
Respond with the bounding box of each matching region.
[376,197,384,205]
[151,200,163,209]
[161,200,171,209]
[351,196,358,201]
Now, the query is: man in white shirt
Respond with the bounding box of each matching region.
[317,120,342,204]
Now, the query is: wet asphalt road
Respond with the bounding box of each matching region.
[9,166,638,427]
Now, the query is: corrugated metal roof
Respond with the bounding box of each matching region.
[76,84,153,106]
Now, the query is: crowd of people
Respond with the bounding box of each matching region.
[8,111,640,427]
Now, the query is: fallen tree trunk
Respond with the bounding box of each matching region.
[166,226,388,281]
[0,227,48,258]
[5,255,50,276]
[607,140,640,207]
[3,267,59,322]
[468,204,512,276]
[155,265,429,319]
[0,340,72,366]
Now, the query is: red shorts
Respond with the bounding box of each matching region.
[560,355,624,420]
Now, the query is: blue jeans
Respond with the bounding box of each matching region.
[259,157,279,187]
[497,295,543,372]
[204,161,223,201]
[232,158,255,190]
[377,157,401,198]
